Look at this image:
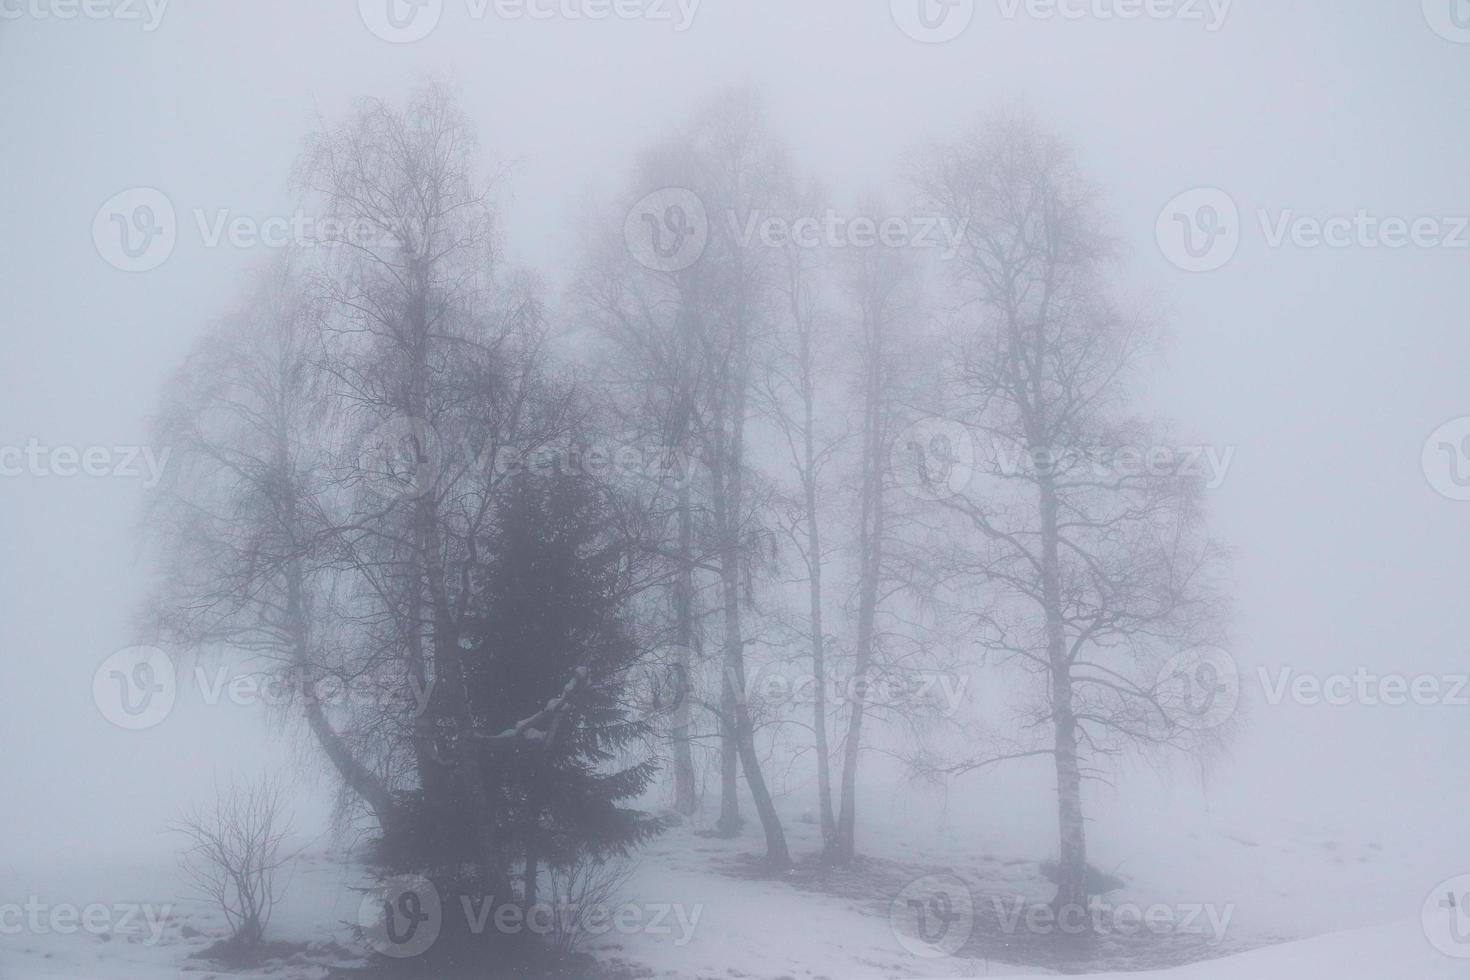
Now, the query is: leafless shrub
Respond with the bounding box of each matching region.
[173,776,294,952]
[544,856,637,956]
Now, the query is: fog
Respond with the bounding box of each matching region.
[2,2,1468,977]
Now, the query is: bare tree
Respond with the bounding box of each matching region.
[574,193,711,821]
[755,183,847,855]
[543,856,638,956]
[580,88,793,867]
[174,776,294,953]
[145,253,405,836]
[912,113,1231,914]
[830,229,923,864]
[296,80,583,891]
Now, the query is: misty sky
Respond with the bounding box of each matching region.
[2,0,1467,880]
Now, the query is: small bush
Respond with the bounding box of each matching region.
[173,775,294,958]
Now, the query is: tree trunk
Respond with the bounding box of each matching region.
[722,556,792,870]
[833,305,885,864]
[715,675,743,835]
[524,843,540,909]
[807,496,837,854]
[408,258,508,897]
[1039,475,1088,914]
[798,325,837,853]
[670,478,699,817]
[710,367,744,840]
[707,320,787,865]
[278,467,399,837]
[833,505,878,863]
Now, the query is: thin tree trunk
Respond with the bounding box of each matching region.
[407,257,507,896]
[720,551,792,869]
[791,274,837,853]
[834,294,886,864]
[524,844,539,909]
[708,323,789,866]
[711,342,744,840]
[806,468,837,853]
[834,454,881,862]
[671,478,699,817]
[1039,475,1087,914]
[275,424,399,836]
[716,677,743,835]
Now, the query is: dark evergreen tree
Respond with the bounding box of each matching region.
[463,468,662,899]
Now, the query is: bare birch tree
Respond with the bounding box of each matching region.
[912,113,1231,914]
[296,81,582,891]
[754,182,846,854]
[830,227,924,864]
[145,254,406,836]
[581,88,793,867]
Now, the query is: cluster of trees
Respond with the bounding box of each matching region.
[144,79,1231,961]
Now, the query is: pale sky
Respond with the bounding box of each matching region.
[2,0,1468,874]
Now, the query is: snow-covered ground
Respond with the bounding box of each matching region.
[973,921,1461,980]
[1,796,1462,980]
